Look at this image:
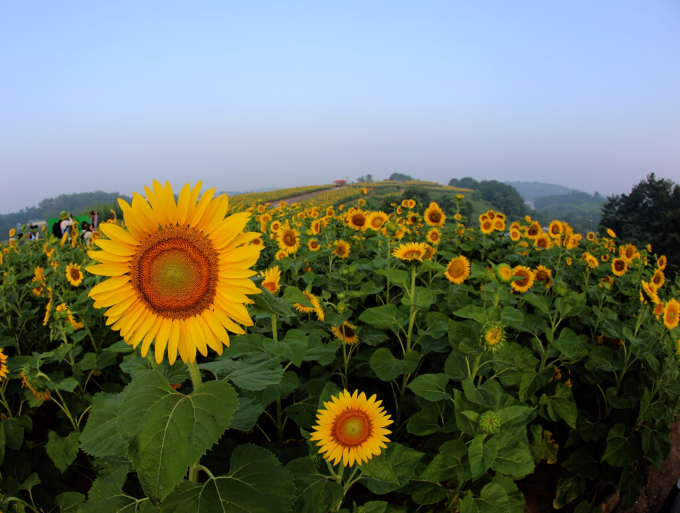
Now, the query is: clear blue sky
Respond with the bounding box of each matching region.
[1,1,679,213]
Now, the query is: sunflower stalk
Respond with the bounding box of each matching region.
[186,360,203,483]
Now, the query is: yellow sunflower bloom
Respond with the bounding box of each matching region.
[534,265,553,289]
[308,239,321,251]
[526,222,541,239]
[423,203,446,227]
[606,228,616,238]
[259,266,281,294]
[445,256,470,284]
[511,266,534,293]
[32,266,45,283]
[480,219,494,235]
[612,258,628,276]
[426,228,441,245]
[392,242,427,262]
[294,291,324,321]
[549,221,563,238]
[422,243,436,260]
[664,298,680,330]
[366,212,389,231]
[657,255,667,270]
[278,224,301,254]
[651,269,665,289]
[510,229,521,241]
[275,250,288,260]
[331,322,359,344]
[310,389,392,468]
[86,181,263,365]
[65,263,84,287]
[9,228,16,237]
[348,210,368,231]
[333,240,351,258]
[534,233,552,251]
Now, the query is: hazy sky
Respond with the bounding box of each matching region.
[1,1,679,213]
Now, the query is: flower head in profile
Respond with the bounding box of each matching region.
[294,291,325,321]
[392,242,427,262]
[259,266,281,295]
[310,390,392,467]
[0,348,8,381]
[606,228,616,238]
[86,181,263,365]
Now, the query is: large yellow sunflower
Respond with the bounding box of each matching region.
[423,203,446,227]
[511,266,534,293]
[333,240,351,258]
[664,298,679,331]
[65,263,84,287]
[480,219,494,235]
[278,224,301,254]
[259,265,281,294]
[620,244,638,263]
[332,322,359,344]
[366,211,388,231]
[86,181,263,365]
[445,256,470,284]
[392,242,427,262]
[526,222,541,239]
[310,390,392,468]
[549,221,563,238]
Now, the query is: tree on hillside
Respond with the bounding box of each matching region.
[402,186,430,211]
[599,173,680,278]
[389,172,413,182]
[449,177,527,219]
[365,174,374,182]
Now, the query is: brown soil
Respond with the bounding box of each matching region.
[604,419,680,513]
[521,420,680,513]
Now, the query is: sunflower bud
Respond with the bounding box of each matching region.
[337,293,346,300]
[479,411,502,434]
[482,322,505,352]
[20,366,51,401]
[554,280,568,297]
[496,263,513,283]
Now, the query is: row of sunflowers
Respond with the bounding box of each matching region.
[0,180,678,513]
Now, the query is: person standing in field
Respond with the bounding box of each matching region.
[59,211,74,237]
[89,210,99,230]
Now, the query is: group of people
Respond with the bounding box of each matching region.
[51,210,99,244]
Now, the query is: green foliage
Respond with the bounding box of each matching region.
[388,172,413,182]
[600,172,680,278]
[0,180,678,512]
[449,177,528,218]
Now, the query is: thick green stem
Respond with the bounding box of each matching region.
[186,360,203,482]
[187,361,202,392]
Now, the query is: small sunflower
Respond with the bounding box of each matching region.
[65,263,84,287]
[423,203,446,227]
[270,220,282,232]
[586,231,596,241]
[422,243,436,260]
[445,256,470,284]
[480,219,494,235]
[392,242,427,262]
[526,222,541,239]
[651,269,665,289]
[259,266,281,294]
[332,322,359,344]
[366,212,389,231]
[278,224,301,254]
[664,298,679,330]
[657,255,667,270]
[493,218,505,232]
[348,210,368,231]
[308,239,321,251]
[548,221,563,238]
[511,266,534,293]
[496,263,513,283]
[620,244,638,263]
[407,199,416,209]
[275,250,288,260]
[426,228,441,245]
[534,265,553,289]
[482,322,505,352]
[600,253,609,262]
[294,291,325,321]
[9,228,16,237]
[510,229,521,241]
[642,280,660,304]
[333,240,351,258]
[310,389,392,468]
[534,233,552,250]
[612,258,628,276]
[606,228,616,238]
[361,187,367,194]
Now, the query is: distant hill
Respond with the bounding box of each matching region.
[533,191,605,233]
[506,181,575,202]
[0,190,131,238]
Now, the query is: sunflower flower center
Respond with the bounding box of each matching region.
[130,226,218,319]
[332,409,371,447]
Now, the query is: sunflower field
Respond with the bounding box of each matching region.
[0,181,679,513]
